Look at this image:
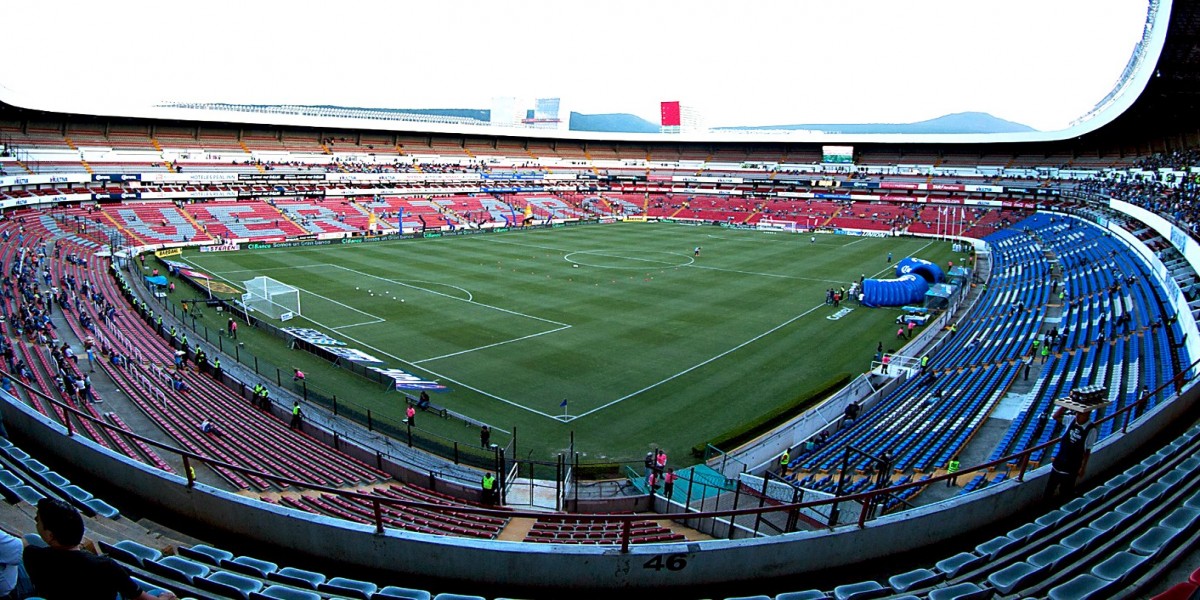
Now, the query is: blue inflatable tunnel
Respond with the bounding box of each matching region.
[896,257,945,284]
[861,274,930,307]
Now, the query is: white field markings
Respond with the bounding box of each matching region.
[482,235,840,283]
[563,240,940,421]
[565,301,830,422]
[181,258,566,420]
[321,264,573,364]
[179,259,386,329]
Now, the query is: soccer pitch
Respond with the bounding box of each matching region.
[182,223,957,465]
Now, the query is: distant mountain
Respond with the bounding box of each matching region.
[715,112,1036,134]
[374,107,489,121]
[568,112,660,133]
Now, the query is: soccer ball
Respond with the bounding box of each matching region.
[573,264,579,268]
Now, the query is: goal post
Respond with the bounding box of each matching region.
[242,276,301,321]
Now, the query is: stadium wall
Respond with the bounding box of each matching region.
[2,372,1195,592]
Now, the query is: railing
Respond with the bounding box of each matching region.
[6,353,1193,551]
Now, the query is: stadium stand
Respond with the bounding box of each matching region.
[2,1,1200,596]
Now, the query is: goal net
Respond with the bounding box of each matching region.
[757,219,802,233]
[242,276,301,320]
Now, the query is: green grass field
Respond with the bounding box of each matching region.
[178,222,956,467]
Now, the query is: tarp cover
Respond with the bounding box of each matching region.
[862,274,929,307]
[896,257,945,284]
[144,275,168,286]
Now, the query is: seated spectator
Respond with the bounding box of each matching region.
[417,390,431,410]
[171,373,188,393]
[199,418,222,437]
[24,498,177,599]
[0,527,29,598]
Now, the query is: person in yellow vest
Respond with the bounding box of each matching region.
[779,449,791,477]
[946,456,961,487]
[482,472,496,505]
[290,401,303,430]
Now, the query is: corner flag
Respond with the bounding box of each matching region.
[559,399,568,408]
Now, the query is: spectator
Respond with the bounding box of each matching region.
[0,526,29,598]
[843,400,861,428]
[1044,408,1098,502]
[25,498,177,599]
[662,468,678,499]
[200,418,222,437]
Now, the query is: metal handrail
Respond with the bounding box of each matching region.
[3,350,1194,551]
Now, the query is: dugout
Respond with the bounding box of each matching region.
[946,266,972,287]
[924,283,960,310]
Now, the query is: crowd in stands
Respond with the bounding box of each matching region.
[1086,149,1200,234]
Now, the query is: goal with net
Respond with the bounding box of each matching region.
[242,276,301,320]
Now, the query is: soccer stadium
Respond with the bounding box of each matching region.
[0,1,1199,599]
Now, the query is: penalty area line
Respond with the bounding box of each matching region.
[178,259,570,422]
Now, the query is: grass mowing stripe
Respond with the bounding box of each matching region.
[181,223,961,463]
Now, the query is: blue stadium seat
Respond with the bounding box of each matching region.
[1047,573,1110,600]
[934,552,986,578]
[1090,551,1150,588]
[986,561,1039,595]
[60,484,92,502]
[974,535,1017,559]
[1114,496,1151,517]
[1034,509,1069,528]
[100,540,162,566]
[1160,506,1200,531]
[1130,526,1180,557]
[431,594,487,600]
[1005,522,1044,543]
[927,582,992,600]
[374,586,433,600]
[149,555,210,583]
[197,571,264,600]
[1089,510,1132,534]
[252,586,321,600]
[179,544,235,566]
[269,566,327,589]
[318,576,378,599]
[774,592,832,600]
[222,555,279,578]
[83,498,120,519]
[832,580,889,600]
[1061,527,1103,552]
[887,568,941,592]
[1027,544,1074,570]
[11,486,44,505]
[40,471,69,487]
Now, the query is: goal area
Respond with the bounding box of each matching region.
[242,276,301,320]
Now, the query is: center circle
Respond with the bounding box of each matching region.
[563,250,695,270]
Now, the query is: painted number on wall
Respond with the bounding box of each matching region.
[642,554,688,571]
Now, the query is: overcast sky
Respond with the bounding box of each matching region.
[2,0,1151,131]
